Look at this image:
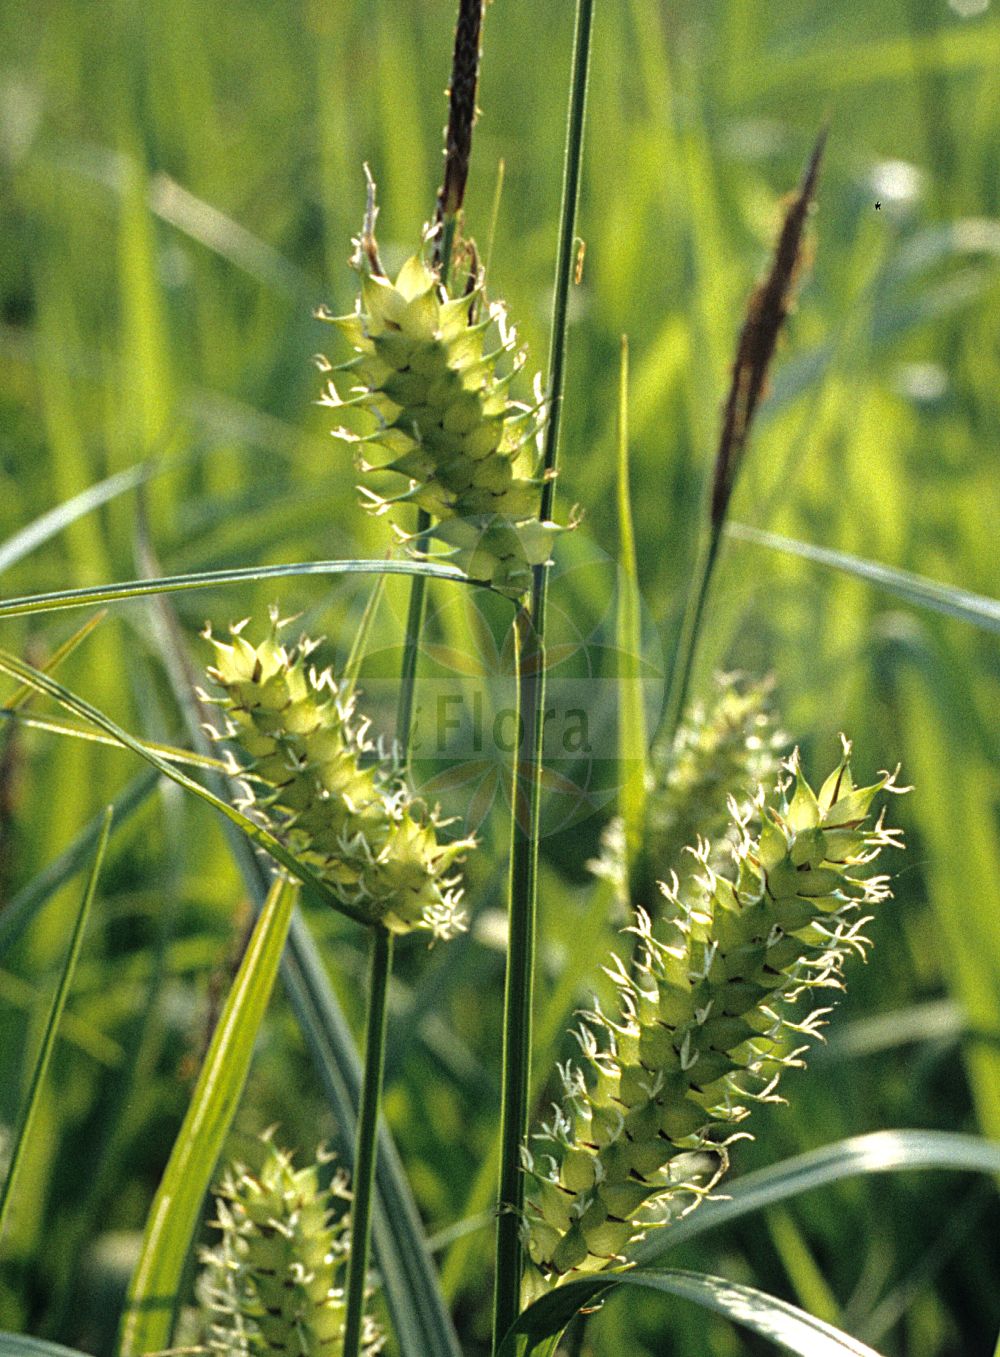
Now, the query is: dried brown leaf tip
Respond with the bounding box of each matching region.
[710,126,827,530]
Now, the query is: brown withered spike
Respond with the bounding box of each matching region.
[710,125,827,530]
[434,0,485,257]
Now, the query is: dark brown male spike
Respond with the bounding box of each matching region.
[710,125,828,530]
[434,0,486,269]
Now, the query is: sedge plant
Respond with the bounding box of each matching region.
[9,5,1000,1357]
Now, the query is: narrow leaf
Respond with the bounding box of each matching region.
[0,646,370,925]
[342,573,387,696]
[0,808,111,1241]
[0,465,154,577]
[2,611,107,712]
[0,709,226,771]
[0,556,488,621]
[500,1131,1000,1353]
[117,874,298,1357]
[727,523,1000,634]
[630,1130,1000,1264]
[505,1269,887,1357]
[615,334,647,870]
[0,1337,93,1357]
[0,769,159,959]
[499,1269,887,1357]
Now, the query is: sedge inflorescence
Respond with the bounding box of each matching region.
[316,224,564,598]
[643,676,785,892]
[199,1137,383,1357]
[204,615,473,941]
[595,675,786,917]
[524,743,905,1281]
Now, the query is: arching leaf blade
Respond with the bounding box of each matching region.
[630,1130,1000,1264]
[0,646,369,925]
[117,875,298,1357]
[0,1337,93,1357]
[727,523,1000,634]
[499,1269,888,1357]
[499,1132,1000,1354]
[0,465,154,577]
[0,708,226,770]
[0,557,491,621]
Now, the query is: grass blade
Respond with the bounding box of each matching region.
[0,807,111,1242]
[117,874,298,1357]
[149,172,313,297]
[0,645,371,925]
[0,465,154,577]
[493,2,594,1345]
[500,1269,887,1357]
[614,333,648,870]
[630,1130,1000,1264]
[2,611,107,712]
[0,557,487,621]
[0,709,226,770]
[497,1131,1000,1353]
[342,573,386,696]
[0,1338,92,1357]
[727,523,1000,633]
[0,769,159,959]
[135,564,463,1357]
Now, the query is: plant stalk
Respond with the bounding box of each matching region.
[342,925,394,1357]
[657,129,825,752]
[396,511,431,759]
[341,503,430,1357]
[344,26,479,1342]
[659,518,722,749]
[491,1,594,1350]
[0,808,110,1243]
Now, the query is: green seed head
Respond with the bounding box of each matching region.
[204,613,473,940]
[526,742,906,1281]
[594,674,785,917]
[198,1136,383,1357]
[317,239,564,598]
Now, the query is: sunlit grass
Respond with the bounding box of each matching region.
[0,2,998,1354]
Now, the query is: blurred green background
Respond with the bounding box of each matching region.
[1,1,999,1354]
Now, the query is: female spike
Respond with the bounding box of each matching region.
[524,745,906,1281]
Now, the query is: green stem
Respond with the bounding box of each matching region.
[539,0,594,510]
[491,2,594,1350]
[342,120,464,1357]
[342,925,394,1357]
[658,518,723,749]
[0,808,111,1243]
[341,501,431,1357]
[492,607,532,1351]
[396,509,432,759]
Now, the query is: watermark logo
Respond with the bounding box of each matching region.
[359,530,665,839]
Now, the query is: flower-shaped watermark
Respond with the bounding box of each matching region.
[360,531,665,839]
